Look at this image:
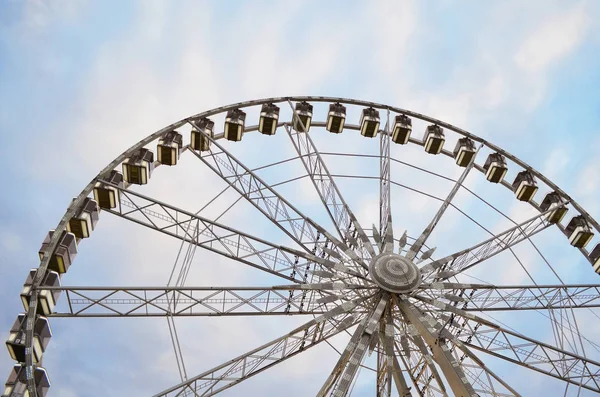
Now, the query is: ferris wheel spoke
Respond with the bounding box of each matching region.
[417,295,600,393]
[447,341,522,397]
[395,337,447,397]
[317,316,369,396]
[188,124,369,274]
[317,294,388,397]
[375,347,391,397]
[425,282,600,311]
[396,297,477,397]
[45,285,371,317]
[284,111,376,261]
[406,144,482,261]
[394,316,449,397]
[99,182,350,283]
[377,305,411,397]
[379,112,392,246]
[151,297,366,397]
[419,203,566,280]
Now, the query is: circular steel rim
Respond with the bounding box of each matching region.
[23,96,600,395]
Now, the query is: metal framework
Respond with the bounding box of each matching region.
[12,96,600,397]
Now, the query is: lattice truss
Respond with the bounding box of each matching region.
[15,97,600,397]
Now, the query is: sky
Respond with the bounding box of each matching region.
[1,0,600,395]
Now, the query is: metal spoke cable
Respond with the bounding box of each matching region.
[320,152,457,184]
[166,183,234,286]
[164,183,242,383]
[406,143,482,261]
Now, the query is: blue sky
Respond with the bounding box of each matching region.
[1,0,600,395]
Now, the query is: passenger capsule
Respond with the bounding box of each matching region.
[6,314,52,364]
[512,171,538,202]
[20,269,61,316]
[360,107,380,138]
[259,103,280,135]
[93,170,123,209]
[122,148,154,185]
[326,102,346,134]
[3,364,50,397]
[590,243,600,274]
[565,215,594,248]
[191,117,214,152]
[454,137,476,167]
[157,131,183,166]
[39,230,77,275]
[483,153,508,183]
[391,115,412,144]
[224,109,246,141]
[424,124,445,154]
[540,192,568,224]
[293,101,313,132]
[66,198,99,239]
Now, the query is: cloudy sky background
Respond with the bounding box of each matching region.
[2,0,600,395]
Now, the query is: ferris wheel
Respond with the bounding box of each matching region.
[5,96,600,396]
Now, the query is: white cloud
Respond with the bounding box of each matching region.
[368,0,417,77]
[514,2,591,73]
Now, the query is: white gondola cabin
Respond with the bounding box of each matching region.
[67,198,99,239]
[540,192,568,224]
[565,215,594,248]
[454,137,476,167]
[3,365,50,397]
[122,148,154,185]
[483,153,508,183]
[512,170,538,202]
[6,314,51,364]
[392,115,412,144]
[259,103,280,135]
[191,117,214,152]
[424,125,445,154]
[93,170,123,210]
[590,243,600,274]
[20,269,61,316]
[224,109,246,141]
[157,131,183,166]
[293,101,313,132]
[326,103,346,134]
[360,107,380,138]
[39,230,77,274]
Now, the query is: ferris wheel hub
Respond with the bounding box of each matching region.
[368,252,422,294]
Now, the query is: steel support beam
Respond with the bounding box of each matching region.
[152,297,367,397]
[189,126,369,273]
[397,298,477,397]
[417,295,600,393]
[419,205,565,280]
[43,285,374,318]
[284,109,375,261]
[380,112,392,240]
[379,306,411,396]
[424,282,600,311]
[101,183,364,284]
[406,143,481,261]
[448,341,521,396]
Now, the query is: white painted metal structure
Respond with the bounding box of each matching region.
[7,97,600,396]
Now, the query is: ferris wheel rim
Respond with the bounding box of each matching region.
[19,95,600,396]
